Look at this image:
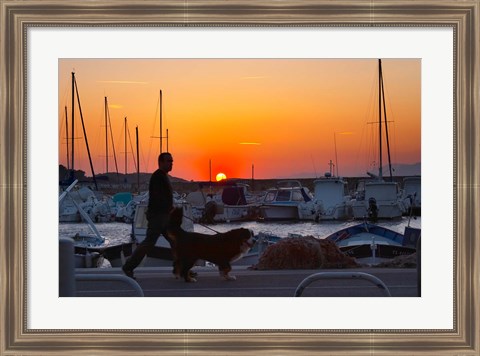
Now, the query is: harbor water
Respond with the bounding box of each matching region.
[59,216,421,250]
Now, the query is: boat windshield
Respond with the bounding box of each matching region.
[264,191,277,203]
[292,190,304,202]
[276,190,291,202]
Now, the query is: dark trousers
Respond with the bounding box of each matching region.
[123,213,172,271]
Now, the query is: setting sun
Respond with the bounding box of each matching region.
[216,172,227,182]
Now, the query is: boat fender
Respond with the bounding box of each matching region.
[201,200,217,224]
[367,197,378,222]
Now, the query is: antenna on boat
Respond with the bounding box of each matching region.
[334,132,339,177]
[329,160,335,177]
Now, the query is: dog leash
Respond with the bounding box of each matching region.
[183,215,260,244]
[183,215,221,234]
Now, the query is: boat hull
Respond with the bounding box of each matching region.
[258,204,299,220]
[318,204,352,221]
[350,200,404,219]
[339,244,415,259]
[326,223,417,263]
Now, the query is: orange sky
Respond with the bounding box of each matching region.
[58,59,420,181]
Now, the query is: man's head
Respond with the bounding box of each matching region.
[158,152,173,173]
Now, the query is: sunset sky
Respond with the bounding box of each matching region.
[58,59,420,181]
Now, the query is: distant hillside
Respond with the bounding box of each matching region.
[59,165,189,185]
[278,162,421,180]
[388,163,421,177]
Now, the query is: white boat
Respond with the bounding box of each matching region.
[350,180,405,219]
[258,180,319,221]
[313,173,352,220]
[59,185,118,223]
[401,176,421,216]
[348,59,406,220]
[186,184,259,223]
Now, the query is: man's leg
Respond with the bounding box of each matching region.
[122,217,163,278]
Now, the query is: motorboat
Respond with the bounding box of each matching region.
[258,180,319,221]
[186,184,259,223]
[350,180,405,220]
[325,222,419,265]
[313,173,352,220]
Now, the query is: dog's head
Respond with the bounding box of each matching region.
[227,228,255,263]
[236,228,256,253]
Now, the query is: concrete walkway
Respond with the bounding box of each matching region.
[75,266,419,297]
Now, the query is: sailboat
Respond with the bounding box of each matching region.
[350,60,406,220]
[59,72,100,222]
[129,89,196,267]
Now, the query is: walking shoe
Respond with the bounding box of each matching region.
[122,265,136,280]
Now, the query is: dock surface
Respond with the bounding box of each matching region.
[75,266,419,297]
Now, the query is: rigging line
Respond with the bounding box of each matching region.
[126,123,138,170]
[146,95,160,173]
[93,104,104,163]
[380,63,394,180]
[65,106,69,171]
[107,104,120,177]
[74,76,98,190]
[382,78,400,168]
[357,65,378,174]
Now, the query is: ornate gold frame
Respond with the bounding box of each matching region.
[1,0,478,354]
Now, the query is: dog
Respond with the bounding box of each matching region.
[166,207,255,282]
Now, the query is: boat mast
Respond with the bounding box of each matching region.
[166,128,169,152]
[160,89,163,154]
[378,59,383,179]
[73,72,98,190]
[124,116,127,175]
[136,126,140,193]
[380,61,394,180]
[71,72,75,180]
[104,97,109,174]
[106,98,120,180]
[65,106,69,171]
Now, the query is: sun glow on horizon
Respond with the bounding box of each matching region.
[59,58,420,180]
[216,172,227,182]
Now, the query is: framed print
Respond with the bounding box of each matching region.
[1,0,478,354]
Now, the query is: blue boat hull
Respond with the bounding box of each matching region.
[326,223,418,260]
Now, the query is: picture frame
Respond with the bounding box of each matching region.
[1,0,478,354]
